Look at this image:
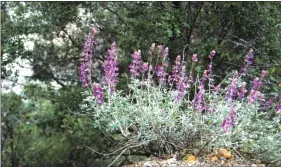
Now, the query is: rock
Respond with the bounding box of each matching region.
[218,148,232,159]
[186,155,198,164]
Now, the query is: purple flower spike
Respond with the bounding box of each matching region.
[141,62,149,73]
[225,71,239,102]
[188,72,194,84]
[263,97,274,110]
[240,49,255,74]
[104,42,119,93]
[209,50,216,59]
[129,50,142,78]
[93,83,104,105]
[156,65,168,85]
[245,48,254,65]
[260,70,268,78]
[171,55,182,83]
[276,102,281,114]
[251,77,263,91]
[192,54,198,62]
[248,90,264,104]
[222,105,236,133]
[79,63,88,87]
[174,66,189,102]
[237,82,247,99]
[79,28,98,88]
[207,63,213,77]
[170,56,190,102]
[83,29,96,61]
[211,50,216,57]
[194,83,206,111]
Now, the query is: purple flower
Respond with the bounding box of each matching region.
[92,27,97,36]
[260,70,268,78]
[208,50,216,59]
[237,82,247,99]
[245,48,255,65]
[263,97,274,110]
[170,56,190,102]
[247,90,264,104]
[194,83,206,111]
[83,30,96,62]
[222,105,236,133]
[205,105,216,113]
[79,62,88,87]
[129,50,142,78]
[192,54,198,62]
[104,42,119,93]
[240,49,255,74]
[174,66,189,102]
[79,28,97,87]
[156,65,168,85]
[240,64,248,74]
[93,83,104,105]
[141,62,149,73]
[276,102,281,114]
[188,72,194,84]
[214,84,221,93]
[251,77,263,91]
[225,81,238,102]
[225,71,239,102]
[171,55,182,83]
[211,50,216,57]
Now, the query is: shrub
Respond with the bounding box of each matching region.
[79,29,281,164]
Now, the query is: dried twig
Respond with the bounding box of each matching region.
[233,147,246,163]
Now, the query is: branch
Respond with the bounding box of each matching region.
[186,2,204,44]
[85,144,130,156]
[250,20,281,45]
[52,75,66,88]
[101,3,125,24]
[108,148,127,167]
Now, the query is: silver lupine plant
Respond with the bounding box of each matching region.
[79,30,281,163]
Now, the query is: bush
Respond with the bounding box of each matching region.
[79,29,281,164]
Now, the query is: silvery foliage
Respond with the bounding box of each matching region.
[80,78,280,163]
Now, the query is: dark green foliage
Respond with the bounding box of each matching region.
[1,85,118,167]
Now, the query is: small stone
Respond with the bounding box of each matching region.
[251,165,257,167]
[218,148,232,159]
[186,155,197,164]
[210,156,218,162]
